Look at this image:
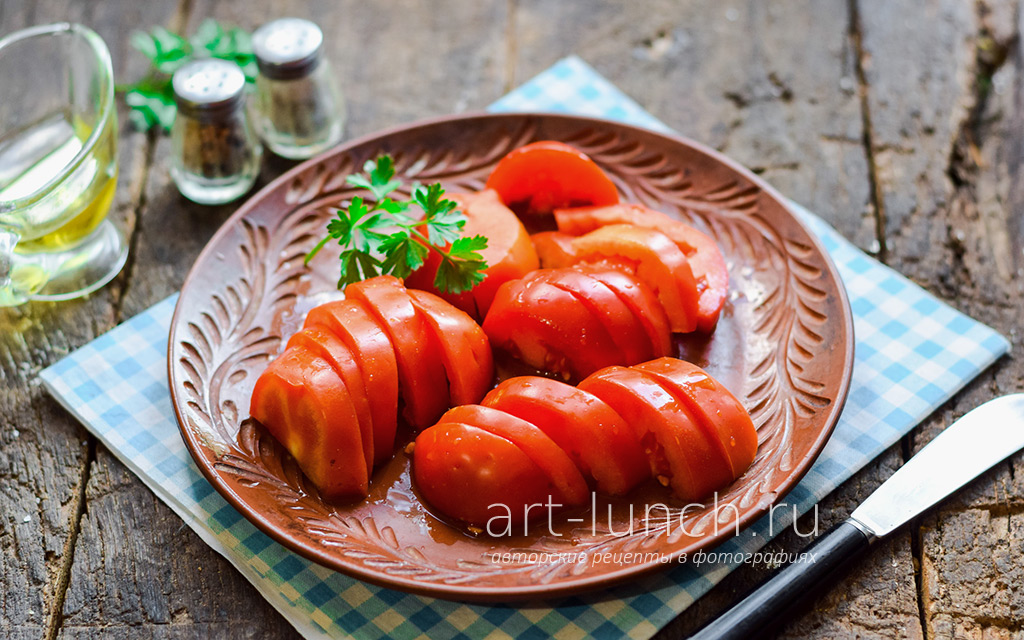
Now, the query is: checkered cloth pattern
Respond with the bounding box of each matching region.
[40,56,1009,640]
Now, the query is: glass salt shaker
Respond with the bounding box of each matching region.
[250,18,346,159]
[170,59,263,205]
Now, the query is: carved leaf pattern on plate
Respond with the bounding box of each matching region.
[170,116,847,593]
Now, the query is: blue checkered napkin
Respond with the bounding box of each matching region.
[40,56,1009,640]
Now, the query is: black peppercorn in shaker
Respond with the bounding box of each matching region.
[170,59,263,205]
[250,18,346,160]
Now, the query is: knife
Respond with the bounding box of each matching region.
[688,394,1024,640]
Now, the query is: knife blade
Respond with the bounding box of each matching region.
[688,394,1024,640]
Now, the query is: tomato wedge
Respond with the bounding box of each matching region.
[482,376,648,495]
[404,189,538,319]
[572,224,699,333]
[345,276,449,430]
[579,365,732,501]
[407,289,494,406]
[483,272,624,380]
[303,299,398,467]
[249,346,368,501]
[555,204,729,332]
[572,264,672,359]
[530,231,578,269]
[485,141,619,217]
[438,404,589,505]
[634,358,757,477]
[539,268,654,366]
[285,326,374,472]
[413,422,567,529]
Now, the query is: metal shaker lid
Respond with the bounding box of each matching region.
[252,18,324,80]
[172,58,246,115]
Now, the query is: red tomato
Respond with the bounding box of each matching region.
[555,204,729,332]
[404,189,539,319]
[482,377,648,495]
[345,276,449,430]
[573,264,672,359]
[303,299,398,467]
[438,404,589,505]
[572,224,699,333]
[578,365,733,501]
[530,231,578,269]
[407,289,494,406]
[635,358,757,477]
[485,141,619,217]
[482,271,624,380]
[413,422,568,529]
[539,267,655,366]
[249,346,368,501]
[286,326,374,472]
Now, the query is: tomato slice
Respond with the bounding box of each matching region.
[531,231,578,269]
[485,141,619,217]
[304,299,399,465]
[404,189,539,319]
[249,346,368,501]
[438,404,589,505]
[482,376,648,495]
[345,276,449,430]
[572,224,699,333]
[634,358,757,477]
[578,366,732,501]
[555,204,729,332]
[538,268,654,366]
[482,272,624,380]
[572,264,672,359]
[285,326,374,472]
[407,289,494,406]
[413,422,568,529]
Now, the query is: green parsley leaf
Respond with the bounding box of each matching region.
[307,155,489,293]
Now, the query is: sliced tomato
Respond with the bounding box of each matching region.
[538,268,654,366]
[438,404,589,505]
[413,422,567,529]
[573,264,672,359]
[249,346,368,501]
[485,141,619,217]
[572,224,699,333]
[531,231,578,269]
[404,189,538,319]
[285,326,374,472]
[407,289,494,406]
[303,299,398,467]
[482,376,648,495]
[482,272,624,380]
[578,365,732,501]
[634,358,758,477]
[555,204,729,332]
[345,276,449,430]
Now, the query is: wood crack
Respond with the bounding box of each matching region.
[848,0,889,263]
[43,438,94,640]
[111,129,158,323]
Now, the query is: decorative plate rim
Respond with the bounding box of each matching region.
[168,112,854,601]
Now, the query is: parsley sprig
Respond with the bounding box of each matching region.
[119,19,257,132]
[306,156,489,293]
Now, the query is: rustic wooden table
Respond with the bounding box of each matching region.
[2,0,1022,638]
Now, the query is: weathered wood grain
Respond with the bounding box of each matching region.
[0,0,172,638]
[514,0,876,250]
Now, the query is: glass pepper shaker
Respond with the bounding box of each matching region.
[170,58,263,205]
[250,18,346,159]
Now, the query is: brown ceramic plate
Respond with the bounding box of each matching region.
[168,113,854,601]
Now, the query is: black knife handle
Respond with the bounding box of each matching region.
[688,520,872,640]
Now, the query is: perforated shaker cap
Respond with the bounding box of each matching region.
[172,58,247,115]
[252,18,324,80]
